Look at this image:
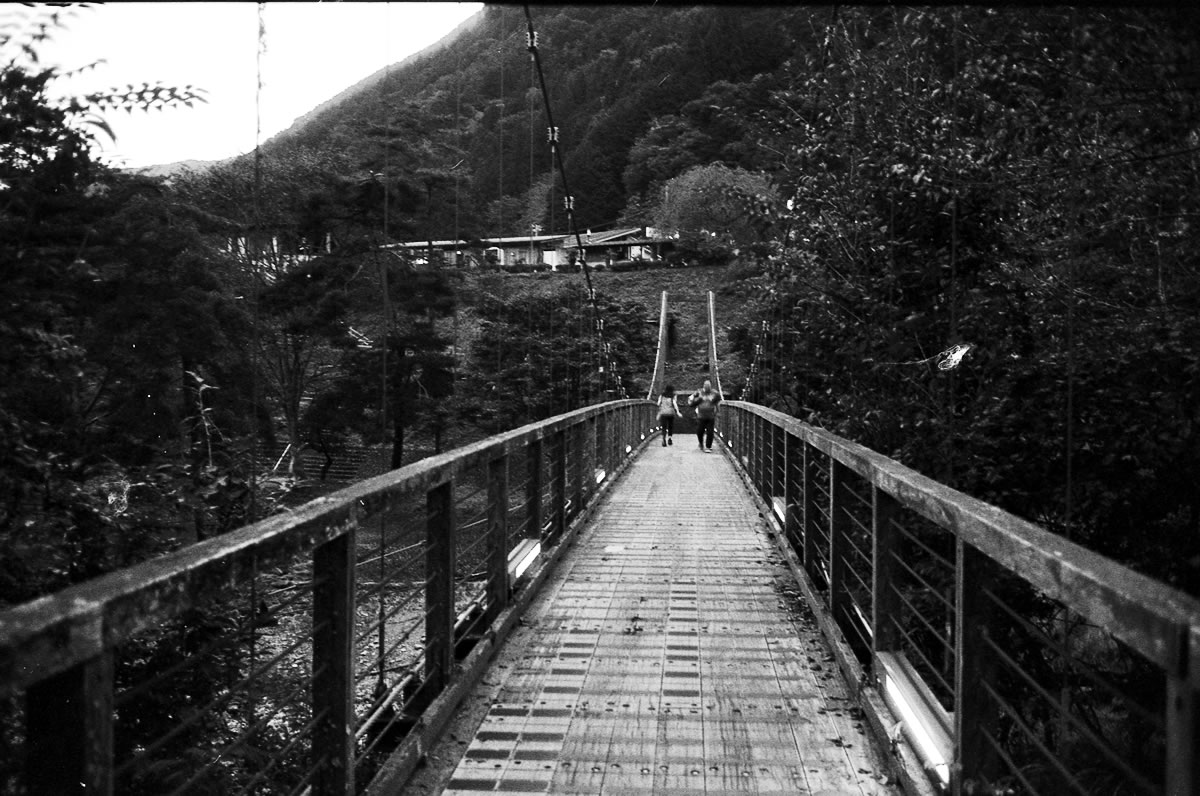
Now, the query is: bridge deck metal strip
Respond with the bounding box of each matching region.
[436,442,897,795]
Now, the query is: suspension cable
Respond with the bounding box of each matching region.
[742,318,769,401]
[376,1,392,699]
[250,1,266,521]
[496,12,506,242]
[246,0,267,734]
[522,6,627,401]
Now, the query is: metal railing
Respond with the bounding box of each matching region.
[718,401,1199,796]
[0,400,658,796]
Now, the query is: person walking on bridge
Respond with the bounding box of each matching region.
[689,379,721,452]
[656,385,680,447]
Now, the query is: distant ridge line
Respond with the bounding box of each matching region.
[268,7,485,146]
[131,7,486,177]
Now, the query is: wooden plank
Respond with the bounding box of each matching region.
[439,441,899,796]
[363,426,655,796]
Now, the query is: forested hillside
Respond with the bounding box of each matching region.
[258,4,820,238]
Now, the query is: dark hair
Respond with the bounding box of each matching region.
[662,384,675,397]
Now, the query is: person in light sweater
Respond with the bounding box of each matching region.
[688,380,721,451]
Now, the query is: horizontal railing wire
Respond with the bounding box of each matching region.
[980,578,1166,796]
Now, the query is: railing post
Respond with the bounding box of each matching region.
[596,410,608,478]
[526,437,543,540]
[770,422,785,514]
[617,408,626,461]
[485,453,508,621]
[425,480,456,694]
[586,414,598,498]
[829,459,851,622]
[25,653,113,796]
[616,407,625,462]
[783,432,801,549]
[754,415,764,496]
[312,530,356,796]
[748,413,758,490]
[570,421,585,523]
[550,428,567,542]
[802,443,821,584]
[763,418,773,500]
[952,541,998,795]
[763,419,773,501]
[871,487,901,655]
[1165,661,1199,796]
[768,420,777,501]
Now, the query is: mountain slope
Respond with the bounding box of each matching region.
[254,5,821,236]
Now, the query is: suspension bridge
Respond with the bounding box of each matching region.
[1,290,1197,796]
[4,8,1200,796]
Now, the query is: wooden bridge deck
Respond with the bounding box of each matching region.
[429,441,897,795]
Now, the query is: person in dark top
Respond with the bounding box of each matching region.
[656,384,680,447]
[688,379,721,451]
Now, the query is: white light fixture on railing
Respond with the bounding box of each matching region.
[625,444,632,454]
[507,538,541,585]
[594,468,606,484]
[877,652,952,787]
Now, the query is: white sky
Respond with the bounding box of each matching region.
[13,2,482,169]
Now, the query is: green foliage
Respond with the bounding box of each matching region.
[302,258,459,468]
[651,163,780,262]
[737,7,1200,597]
[1,6,204,193]
[461,282,653,431]
[0,40,247,601]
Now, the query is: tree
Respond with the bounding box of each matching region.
[1,11,221,601]
[652,164,780,262]
[461,283,653,432]
[742,6,1200,597]
[310,256,459,469]
[254,255,362,477]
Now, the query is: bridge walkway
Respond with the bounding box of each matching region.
[433,441,897,795]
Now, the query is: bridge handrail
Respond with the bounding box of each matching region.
[0,399,658,794]
[725,401,1198,670]
[719,400,1199,796]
